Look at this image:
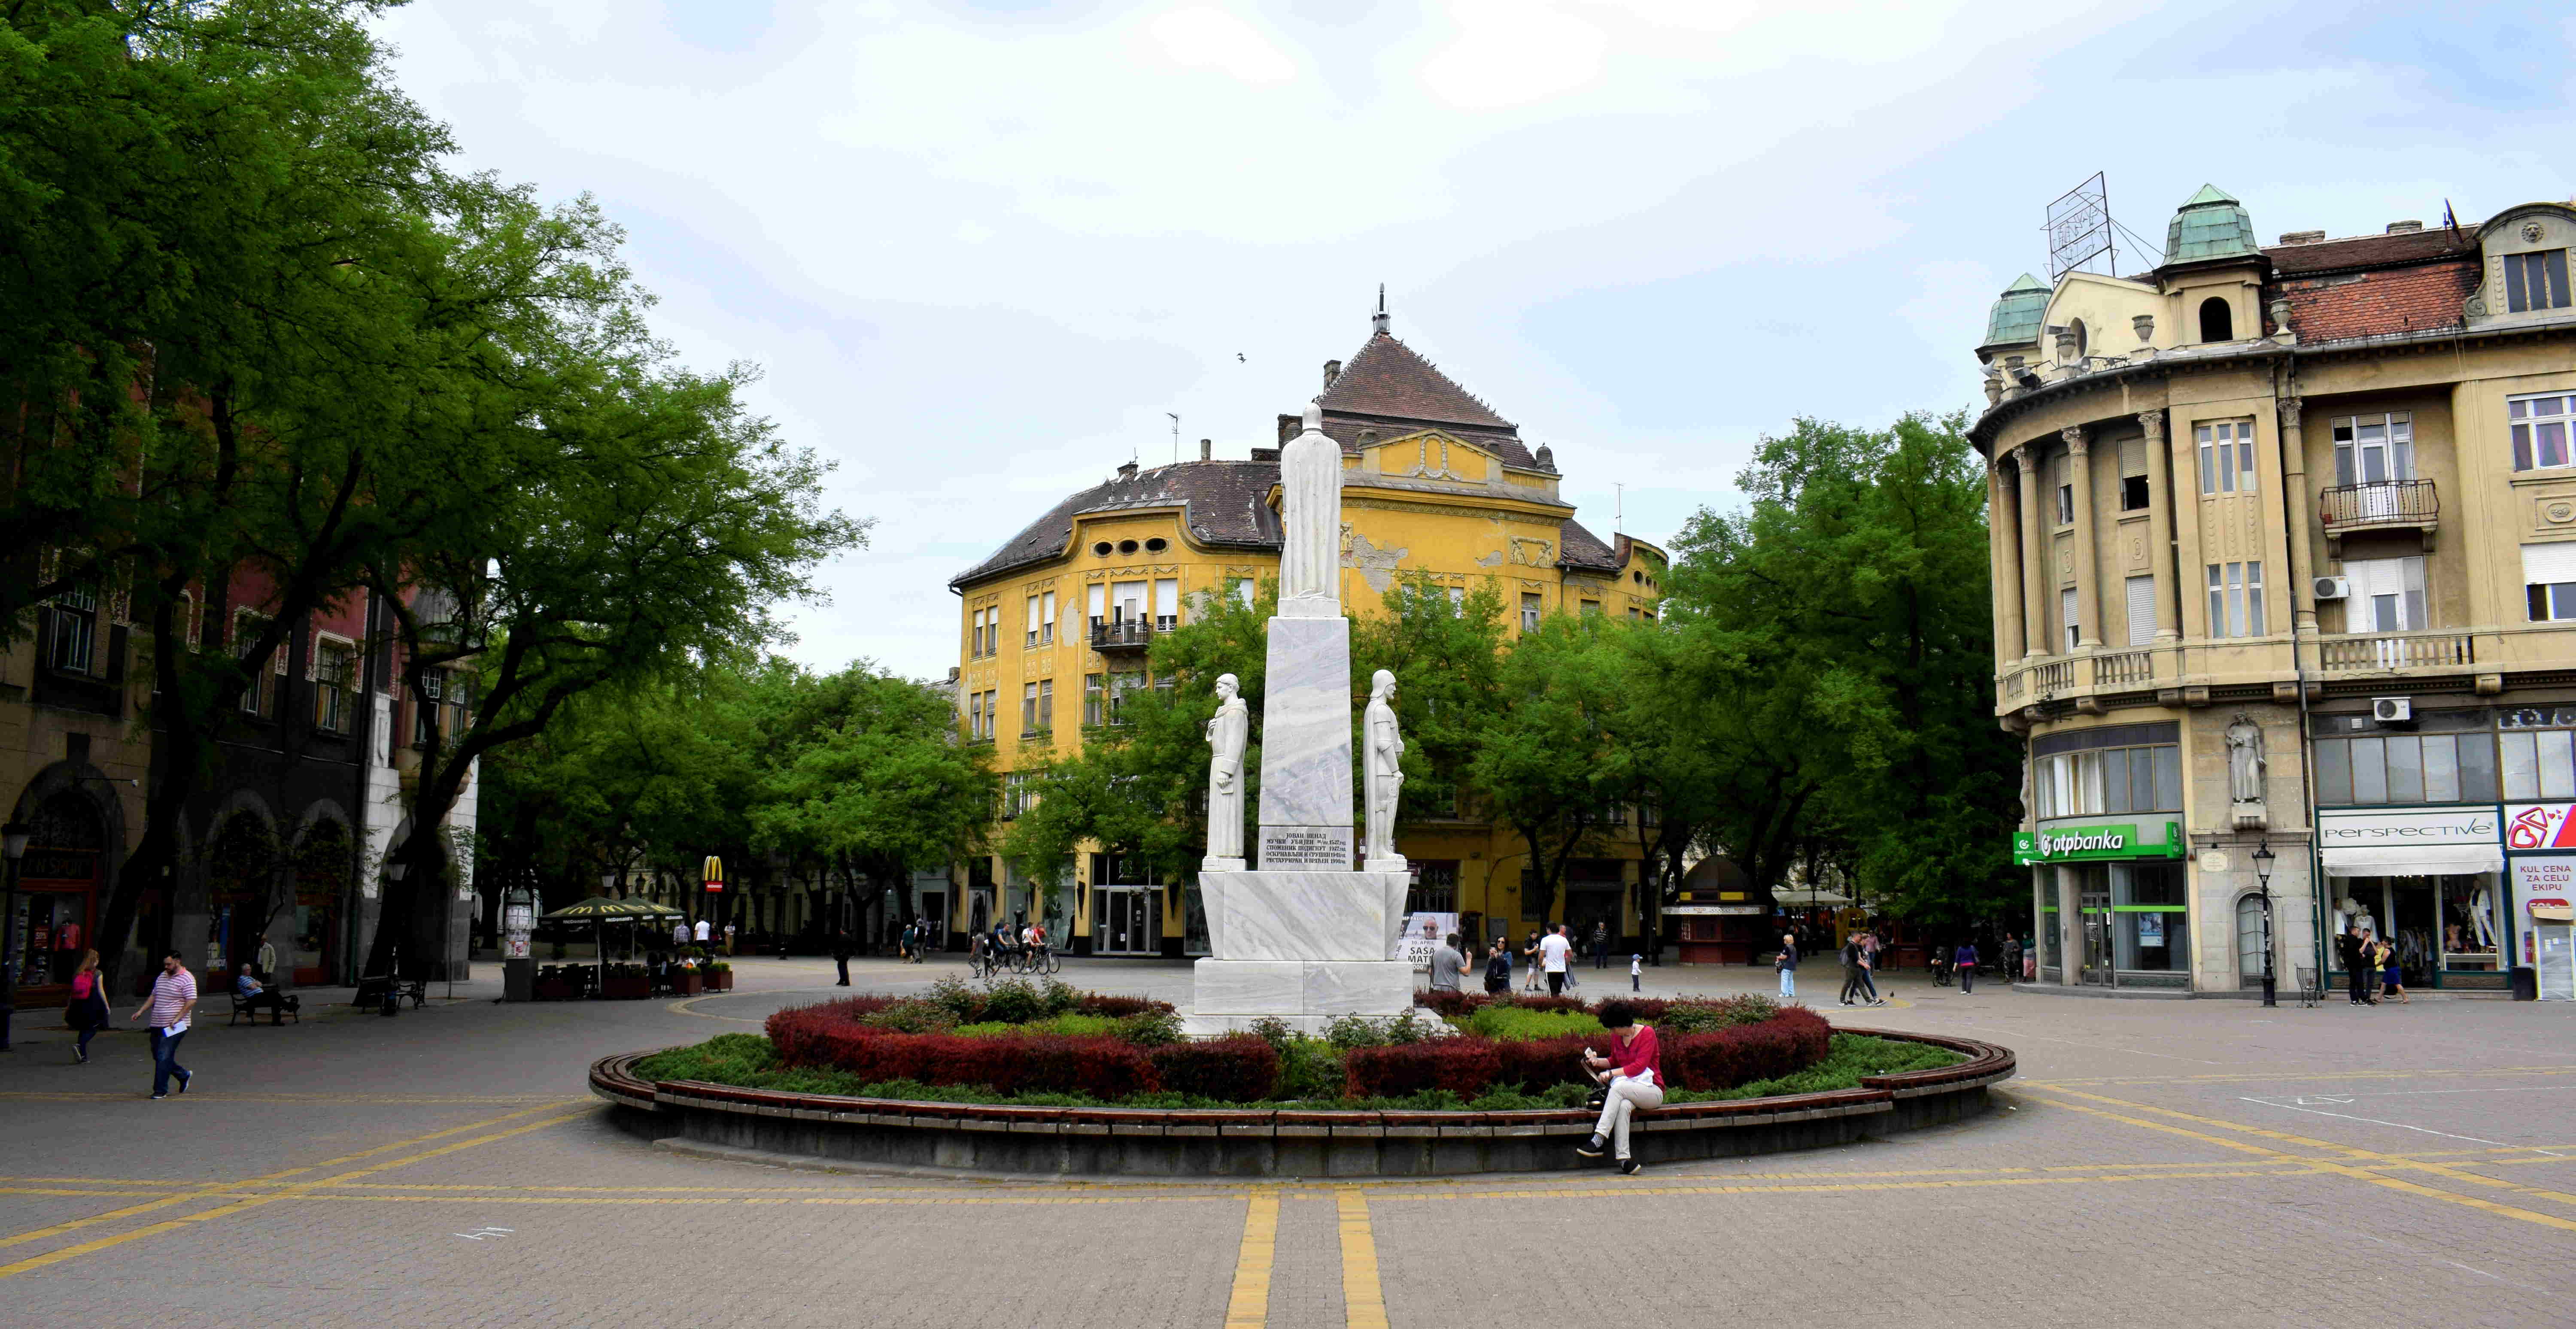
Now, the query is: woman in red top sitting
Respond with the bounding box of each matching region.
[1575,1001,1662,1175]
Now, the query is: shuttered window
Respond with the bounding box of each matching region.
[2125,575,2158,646]
[2060,586,2080,651]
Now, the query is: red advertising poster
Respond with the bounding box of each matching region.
[2506,804,2576,850]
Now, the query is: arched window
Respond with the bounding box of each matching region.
[2200,296,2234,342]
[2069,318,2089,360]
[2234,894,2265,987]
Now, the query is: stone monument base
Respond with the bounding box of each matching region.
[1181,959,1417,1038]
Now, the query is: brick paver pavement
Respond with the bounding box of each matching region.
[3,954,2573,1327]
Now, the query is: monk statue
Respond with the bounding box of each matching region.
[1203,673,1249,870]
[1277,402,1343,619]
[1363,669,1405,870]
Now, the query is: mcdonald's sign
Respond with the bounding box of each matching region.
[702,854,726,894]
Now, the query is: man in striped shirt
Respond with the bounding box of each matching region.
[130,951,198,1099]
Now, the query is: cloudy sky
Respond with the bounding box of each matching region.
[376,0,2574,680]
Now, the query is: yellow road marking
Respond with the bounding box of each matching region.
[1337,1193,1387,1329]
[1223,1190,1279,1329]
[2025,1065,2576,1089]
[2024,1089,2576,1236]
[0,1104,591,1279]
[0,1093,562,1104]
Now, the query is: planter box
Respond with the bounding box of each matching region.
[601,974,652,1000]
[671,970,704,996]
[706,970,733,991]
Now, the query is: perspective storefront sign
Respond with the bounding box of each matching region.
[2014,820,2185,865]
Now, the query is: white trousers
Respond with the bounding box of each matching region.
[1592,1072,1664,1161]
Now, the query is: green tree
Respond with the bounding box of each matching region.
[1467,613,1626,925]
[1352,574,1506,826]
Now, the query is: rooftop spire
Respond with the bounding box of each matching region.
[1372,284,1389,336]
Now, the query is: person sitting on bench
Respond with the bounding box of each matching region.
[235,967,299,1024]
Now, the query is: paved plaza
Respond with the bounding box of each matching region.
[3,957,2573,1329]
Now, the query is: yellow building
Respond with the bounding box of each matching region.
[948,306,1665,957]
[1976,187,2576,997]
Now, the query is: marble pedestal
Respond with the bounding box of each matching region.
[1183,868,1412,1036]
[1255,616,1355,869]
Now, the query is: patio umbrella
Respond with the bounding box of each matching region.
[542,898,684,993]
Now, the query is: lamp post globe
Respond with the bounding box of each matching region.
[2251,841,2278,1009]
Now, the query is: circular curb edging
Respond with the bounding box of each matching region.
[589,1028,2016,1178]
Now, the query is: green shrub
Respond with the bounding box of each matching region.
[980,977,1050,1025]
[927,974,984,1022]
[1273,1037,1346,1101]
[633,1032,779,1083]
[953,1013,1120,1039]
[1657,995,1777,1034]
[1115,1010,1184,1047]
[1040,977,1082,1015]
[1324,1009,1440,1050]
[1324,1013,1388,1050]
[1467,1005,1605,1041]
[858,998,957,1034]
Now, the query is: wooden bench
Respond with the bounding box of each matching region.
[228,987,301,1026]
[350,975,428,1012]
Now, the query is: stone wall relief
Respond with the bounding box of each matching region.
[1508,536,1555,567]
[1341,526,1410,594]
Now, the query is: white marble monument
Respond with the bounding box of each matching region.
[1185,404,1416,1036]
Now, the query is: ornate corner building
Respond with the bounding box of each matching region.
[1976,186,2576,997]
[945,305,1668,958]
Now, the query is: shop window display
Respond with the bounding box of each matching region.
[2114,862,2189,974]
[2440,875,2500,970]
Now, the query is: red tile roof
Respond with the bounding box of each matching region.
[1317,332,1514,430]
[2277,261,2478,343]
[2262,226,2478,275]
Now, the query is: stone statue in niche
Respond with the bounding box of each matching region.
[2226,712,2268,828]
[1363,669,1405,870]
[1202,673,1249,871]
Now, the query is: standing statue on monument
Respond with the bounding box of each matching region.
[1278,402,1343,618]
[1364,669,1405,870]
[1203,673,1249,871]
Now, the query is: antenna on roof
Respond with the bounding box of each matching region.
[1614,482,1625,535]
[1372,284,1389,336]
[1166,413,1180,467]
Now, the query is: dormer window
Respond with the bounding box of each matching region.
[2199,297,2233,342]
[2505,249,2571,313]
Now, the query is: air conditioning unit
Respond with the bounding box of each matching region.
[2373,697,2414,724]
[2314,576,2351,601]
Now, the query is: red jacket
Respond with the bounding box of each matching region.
[1609,1026,1662,1082]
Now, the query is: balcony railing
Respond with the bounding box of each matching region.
[2318,629,2473,673]
[2319,479,2438,534]
[1090,620,1154,651]
[2028,659,2075,695]
[2093,649,2154,687]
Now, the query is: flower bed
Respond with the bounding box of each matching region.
[732,982,1859,1108]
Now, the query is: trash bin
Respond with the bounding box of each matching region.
[2511,966,2540,1001]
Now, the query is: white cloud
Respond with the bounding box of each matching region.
[1145,6,1300,84]
[368,0,2576,678]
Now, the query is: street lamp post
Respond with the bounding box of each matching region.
[2251,840,2278,1009]
[381,860,408,1016]
[1,821,32,1052]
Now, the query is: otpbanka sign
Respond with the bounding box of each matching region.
[2014,820,2185,865]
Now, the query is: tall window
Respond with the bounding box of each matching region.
[1154,579,1179,632]
[2332,413,2414,486]
[413,668,447,746]
[1084,674,1104,726]
[1039,591,1056,646]
[312,639,355,734]
[2505,248,2572,313]
[2344,556,2425,633]
[2033,738,2182,819]
[968,691,984,739]
[237,611,277,716]
[48,585,97,674]
[2196,420,2258,495]
[2502,707,2576,801]
[2511,394,2573,473]
[2060,587,2079,652]
[2206,561,2266,638]
[1037,678,1053,730]
[1519,592,1542,631]
[2118,437,2149,512]
[1024,596,1040,648]
[1108,671,1143,724]
[1021,681,1039,731]
[2527,542,2576,621]
[2199,296,2233,342]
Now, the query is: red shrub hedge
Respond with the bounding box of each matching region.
[1151,1036,1279,1101]
[1344,1039,1502,1098]
[1663,1007,1832,1091]
[1077,994,1177,1019]
[766,1000,1249,1101]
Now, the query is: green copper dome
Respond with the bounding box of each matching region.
[1982,273,2050,348]
[2164,184,2257,264]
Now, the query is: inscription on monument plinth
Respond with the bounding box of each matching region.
[1260,825,1354,870]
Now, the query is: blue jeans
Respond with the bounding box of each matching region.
[151,1028,189,1095]
[1778,969,1796,997]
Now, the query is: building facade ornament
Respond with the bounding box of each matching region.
[2062,425,2088,456]
[2137,408,2165,437]
[2278,397,2303,428]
